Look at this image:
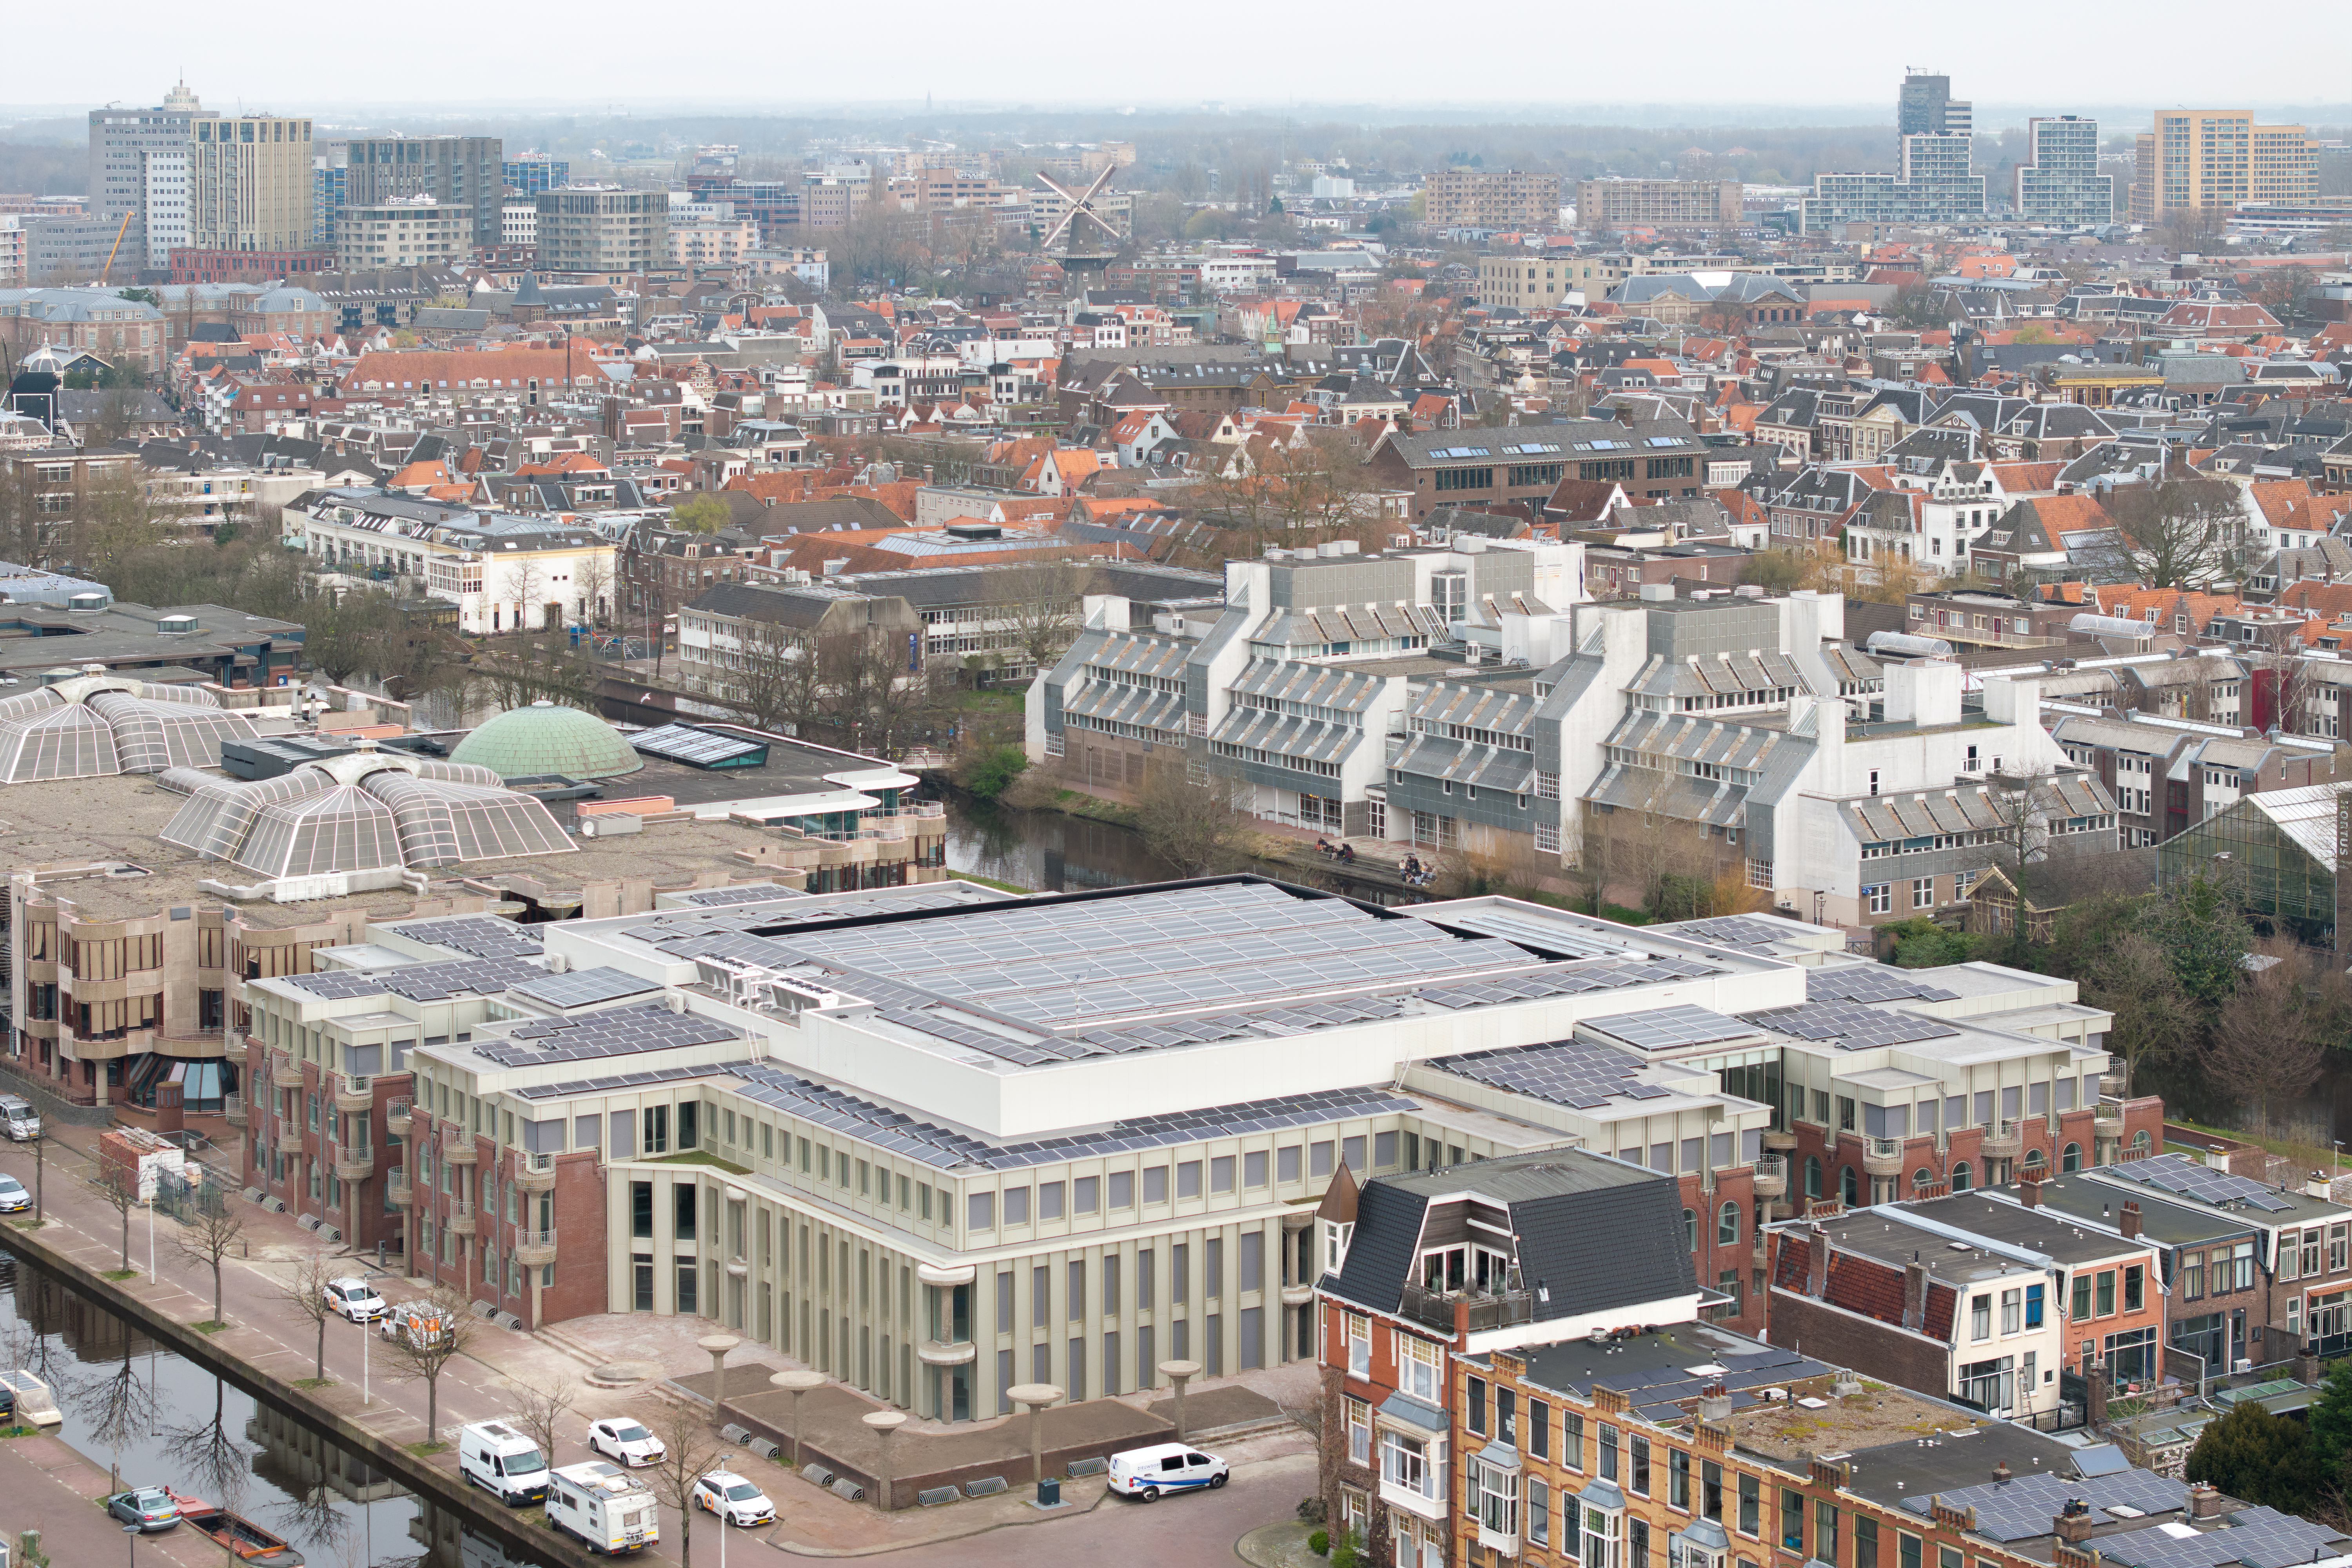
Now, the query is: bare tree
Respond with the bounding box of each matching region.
[2078,931,2194,1097]
[630,1398,728,1568]
[69,464,167,582]
[2106,480,2239,589]
[72,1347,157,1495]
[981,556,1098,679]
[160,1373,254,1514]
[171,1186,247,1329]
[1133,757,1253,876]
[505,1368,579,1472]
[1178,428,1383,563]
[277,1247,339,1384]
[498,559,548,631]
[710,615,819,733]
[95,1161,138,1274]
[2206,938,2328,1136]
[572,552,616,629]
[379,1281,475,1449]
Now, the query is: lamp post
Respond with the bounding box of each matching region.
[771,1370,824,1467]
[700,1334,741,1430]
[125,1520,140,1568]
[863,1410,906,1511]
[717,1450,733,1568]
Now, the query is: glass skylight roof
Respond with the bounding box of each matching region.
[0,679,258,782]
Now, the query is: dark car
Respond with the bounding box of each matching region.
[107,1487,181,1532]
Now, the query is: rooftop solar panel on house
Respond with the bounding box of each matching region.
[2102,1152,2295,1213]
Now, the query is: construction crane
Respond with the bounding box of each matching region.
[98,211,133,286]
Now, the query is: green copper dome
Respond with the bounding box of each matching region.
[449,701,644,780]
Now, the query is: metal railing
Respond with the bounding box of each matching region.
[521,1151,556,1174]
[1396,1281,1535,1334]
[515,1228,557,1252]
[1865,1136,1903,1158]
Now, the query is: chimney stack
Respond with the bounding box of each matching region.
[2055,1501,2094,1544]
[1807,1224,1830,1298]
[2021,1176,2043,1209]
[2120,1201,2143,1240]
[2188,1484,2225,1520]
[1699,1380,1733,1422]
[1993,1460,2012,1485]
[1903,1259,1929,1332]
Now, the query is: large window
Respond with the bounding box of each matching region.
[1380,1430,1433,1500]
[1347,1314,1370,1377]
[1477,1460,1519,1538]
[1398,1335,1440,1401]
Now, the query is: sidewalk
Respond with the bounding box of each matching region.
[0,1119,1314,1559]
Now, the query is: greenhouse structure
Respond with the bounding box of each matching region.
[2155,780,2351,944]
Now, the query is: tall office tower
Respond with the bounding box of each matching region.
[344,135,503,248]
[2015,116,2114,226]
[503,154,572,197]
[2130,111,2319,222]
[1898,73,1971,138]
[190,113,316,253]
[87,79,214,273]
[314,143,348,250]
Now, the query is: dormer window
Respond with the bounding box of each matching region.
[1323,1219,1353,1274]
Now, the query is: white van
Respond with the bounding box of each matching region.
[458,1421,550,1506]
[546,1460,660,1555]
[1107,1442,1229,1501]
[0,1097,40,1142]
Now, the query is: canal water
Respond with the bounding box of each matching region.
[943,795,1423,903]
[0,1253,538,1568]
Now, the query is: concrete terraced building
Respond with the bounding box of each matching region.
[231,874,2154,1427]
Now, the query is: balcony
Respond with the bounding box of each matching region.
[513,1151,557,1193]
[222,1092,247,1127]
[441,1134,479,1166]
[1980,1119,2024,1158]
[333,1145,374,1182]
[1762,1128,1798,1153]
[386,1166,412,1204]
[2094,1100,2126,1140]
[1862,1137,1905,1178]
[385,1098,413,1138]
[446,1202,477,1237]
[726,1257,750,1279]
[1751,1153,1787,1200]
[917,1338,977,1367]
[332,1075,374,1114]
[1397,1281,1535,1335]
[514,1229,558,1267]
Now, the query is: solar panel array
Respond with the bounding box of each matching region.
[673,884,807,908]
[514,1061,714,1102]
[1435,1038,1671,1110]
[630,724,769,769]
[1806,967,1960,1005]
[389,915,546,960]
[507,966,663,1011]
[1740,999,1961,1049]
[479,1003,742,1067]
[1901,1469,2186,1543]
[2096,1507,2347,1568]
[2102,1152,2296,1214]
[1665,916,1793,951]
[727,1060,1417,1174]
[1584,1004,1759,1053]
[286,953,548,1002]
[1426,909,1651,961]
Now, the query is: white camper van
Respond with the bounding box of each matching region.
[458,1421,550,1506]
[546,1460,660,1554]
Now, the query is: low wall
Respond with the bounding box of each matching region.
[0,1220,595,1568]
[0,1057,116,1127]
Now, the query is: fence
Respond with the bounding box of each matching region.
[152,1165,228,1223]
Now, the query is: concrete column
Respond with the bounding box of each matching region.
[1007,1382,1063,1493]
[1158,1360,1203,1443]
[772,1369,825,1466]
[863,1410,906,1510]
[700,1333,741,1428]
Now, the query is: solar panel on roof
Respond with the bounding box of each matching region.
[507,966,662,1010]
[1586,1004,1758,1052]
[630,723,769,769]
[1806,967,1960,1005]
[1740,999,1960,1049]
[2105,1152,2295,1213]
[385,915,544,960]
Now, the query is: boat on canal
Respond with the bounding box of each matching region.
[0,1369,58,1425]
[174,1496,305,1564]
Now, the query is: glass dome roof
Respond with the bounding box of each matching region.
[448,701,644,780]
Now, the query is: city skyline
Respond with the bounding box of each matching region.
[4,0,2348,117]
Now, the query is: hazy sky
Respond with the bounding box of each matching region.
[7,0,2346,119]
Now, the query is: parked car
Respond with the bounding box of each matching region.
[107,1486,182,1531]
[0,1096,40,1142]
[0,1174,29,1213]
[323,1278,388,1323]
[588,1417,667,1468]
[691,1471,776,1527]
[1107,1443,1228,1501]
[459,1421,550,1507]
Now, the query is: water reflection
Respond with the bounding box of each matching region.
[0,1252,523,1568]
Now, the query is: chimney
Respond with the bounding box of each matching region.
[1698,1380,1733,1422]
[2119,1201,2143,1240]
[1993,1460,2012,1485]
[2020,1176,2043,1210]
[2055,1500,2094,1545]
[2188,1484,2226,1520]
[1807,1224,1830,1298]
[1902,1259,1929,1332]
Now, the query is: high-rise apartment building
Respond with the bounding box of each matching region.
[1573,178,1743,230]
[1421,169,1563,229]
[2014,116,2114,226]
[2131,111,2318,222]
[313,148,348,250]
[503,154,571,197]
[338,196,471,271]
[345,136,502,248]
[87,80,213,273]
[191,113,315,253]
[532,187,662,274]
[1800,73,1985,232]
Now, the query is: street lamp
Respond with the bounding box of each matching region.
[124,1521,140,1568]
[717,1450,734,1568]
